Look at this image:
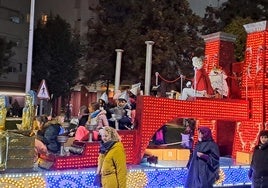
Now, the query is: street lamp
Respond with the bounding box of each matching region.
[25,0,35,93]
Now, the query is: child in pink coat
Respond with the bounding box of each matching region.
[75,102,109,141]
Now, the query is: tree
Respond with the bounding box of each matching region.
[202,0,268,61]
[0,37,15,76]
[201,6,223,35]
[32,15,81,99]
[219,0,268,25]
[84,0,204,91]
[223,17,253,62]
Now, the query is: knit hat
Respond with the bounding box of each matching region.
[259,130,268,137]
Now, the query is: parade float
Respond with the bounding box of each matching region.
[1,20,268,187]
[0,91,36,171]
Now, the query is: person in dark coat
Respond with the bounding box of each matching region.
[185,126,220,188]
[78,105,89,126]
[248,130,268,188]
[42,123,61,153]
[37,114,64,153]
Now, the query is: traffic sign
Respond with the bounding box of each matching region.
[37,79,50,99]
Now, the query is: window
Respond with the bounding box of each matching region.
[18,63,22,72]
[7,66,16,73]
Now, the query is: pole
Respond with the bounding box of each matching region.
[194,68,197,97]
[114,49,124,92]
[39,99,43,116]
[155,72,159,85]
[25,0,35,93]
[180,75,183,94]
[144,41,154,95]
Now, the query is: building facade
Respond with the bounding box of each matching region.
[0,0,30,95]
[0,0,100,93]
[0,0,100,114]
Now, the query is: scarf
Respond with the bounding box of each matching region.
[91,110,101,118]
[100,141,116,154]
[258,142,268,150]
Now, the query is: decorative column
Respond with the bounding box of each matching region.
[202,32,237,158]
[114,49,124,92]
[144,41,154,95]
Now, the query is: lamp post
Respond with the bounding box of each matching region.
[25,0,35,93]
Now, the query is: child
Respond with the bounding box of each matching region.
[32,115,48,162]
[75,102,109,141]
[109,91,132,130]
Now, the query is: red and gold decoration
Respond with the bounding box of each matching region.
[0,176,46,188]
[127,170,148,187]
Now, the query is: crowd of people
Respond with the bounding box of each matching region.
[22,56,265,187]
[70,88,138,143]
[31,87,138,161]
[31,108,268,188]
[30,93,130,187]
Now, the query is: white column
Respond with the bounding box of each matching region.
[25,0,35,93]
[155,72,159,85]
[114,49,124,92]
[144,41,154,95]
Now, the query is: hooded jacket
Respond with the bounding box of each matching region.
[185,127,220,188]
[98,142,127,188]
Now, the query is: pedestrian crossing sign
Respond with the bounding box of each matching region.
[37,79,50,99]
